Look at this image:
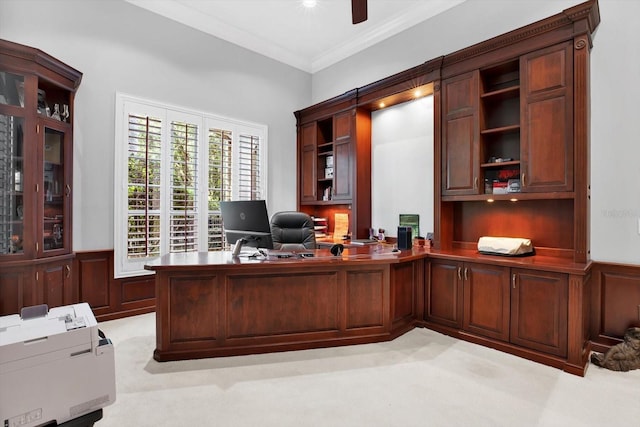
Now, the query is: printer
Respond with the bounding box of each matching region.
[0,303,115,427]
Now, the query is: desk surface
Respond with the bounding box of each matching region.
[144,246,429,271]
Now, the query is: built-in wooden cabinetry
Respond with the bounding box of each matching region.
[295,90,372,239]
[298,0,601,375]
[0,39,81,316]
[429,0,599,375]
[427,258,571,357]
[443,42,574,198]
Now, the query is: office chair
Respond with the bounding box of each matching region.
[270,211,317,250]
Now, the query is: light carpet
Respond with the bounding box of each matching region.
[97,313,639,427]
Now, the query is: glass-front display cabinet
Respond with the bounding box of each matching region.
[0,39,82,315]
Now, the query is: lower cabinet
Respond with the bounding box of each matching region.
[511,268,568,357]
[426,259,463,328]
[427,258,568,357]
[37,258,74,309]
[0,256,74,316]
[463,262,510,342]
[0,265,36,315]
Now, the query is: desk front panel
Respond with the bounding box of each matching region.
[153,261,400,361]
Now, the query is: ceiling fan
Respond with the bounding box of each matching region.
[351,0,368,24]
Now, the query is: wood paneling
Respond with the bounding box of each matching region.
[391,262,415,326]
[346,269,385,329]
[453,199,574,250]
[77,255,110,309]
[169,275,219,343]
[228,272,340,337]
[591,262,640,351]
[74,250,155,321]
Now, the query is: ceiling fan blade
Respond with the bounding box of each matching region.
[352,0,367,24]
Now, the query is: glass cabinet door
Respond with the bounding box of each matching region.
[0,114,25,255]
[42,126,67,253]
[0,71,25,108]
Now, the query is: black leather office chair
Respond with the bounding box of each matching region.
[270,211,316,250]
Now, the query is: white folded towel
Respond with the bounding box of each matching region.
[477,236,533,256]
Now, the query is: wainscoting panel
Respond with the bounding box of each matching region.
[74,250,155,321]
[590,262,640,352]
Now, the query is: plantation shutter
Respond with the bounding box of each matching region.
[126,114,162,259]
[169,121,199,252]
[238,133,262,200]
[207,128,232,249]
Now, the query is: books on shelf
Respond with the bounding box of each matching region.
[322,186,332,201]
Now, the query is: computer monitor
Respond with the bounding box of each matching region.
[220,200,274,256]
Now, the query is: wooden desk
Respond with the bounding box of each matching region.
[145,247,428,361]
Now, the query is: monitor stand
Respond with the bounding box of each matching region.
[232,238,248,257]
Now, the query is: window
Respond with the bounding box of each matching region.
[114,94,267,278]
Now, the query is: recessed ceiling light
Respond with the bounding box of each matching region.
[302,0,317,8]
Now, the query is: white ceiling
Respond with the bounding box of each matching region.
[124,0,467,73]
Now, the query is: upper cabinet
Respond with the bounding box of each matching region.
[0,39,81,315]
[435,0,599,264]
[0,39,81,260]
[520,42,573,193]
[442,41,574,198]
[295,91,372,239]
[442,71,479,195]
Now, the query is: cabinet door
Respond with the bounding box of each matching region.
[462,262,510,342]
[38,258,73,308]
[0,111,27,258]
[442,71,480,195]
[510,268,568,357]
[38,122,72,257]
[426,259,463,328]
[0,266,36,316]
[520,42,573,192]
[299,122,317,202]
[332,111,352,201]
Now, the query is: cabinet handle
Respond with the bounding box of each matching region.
[464,267,468,281]
[35,271,39,282]
[457,267,462,281]
[65,184,71,196]
[35,242,38,252]
[521,173,526,187]
[36,183,39,193]
[65,264,71,278]
[512,273,516,289]
[474,177,478,190]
